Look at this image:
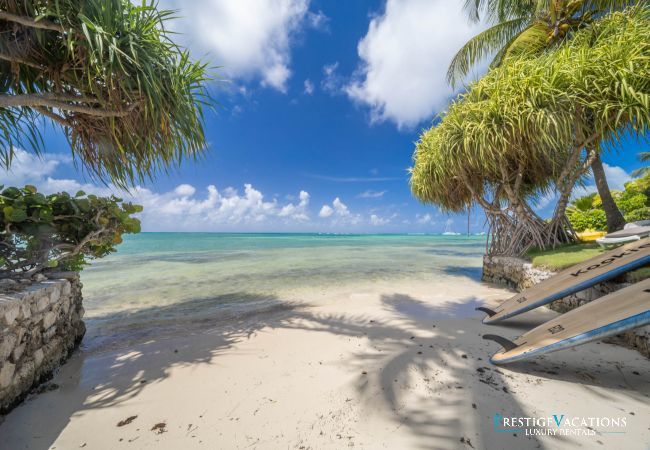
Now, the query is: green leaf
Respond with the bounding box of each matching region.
[4,206,28,222]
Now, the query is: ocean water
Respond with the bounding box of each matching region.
[80,233,488,346]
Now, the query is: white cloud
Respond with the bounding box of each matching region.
[303,79,315,95]
[570,164,632,200]
[332,197,350,216]
[279,190,310,220]
[602,163,631,191]
[318,205,333,218]
[370,214,389,226]
[161,0,316,93]
[0,150,321,231]
[358,189,386,199]
[306,10,329,31]
[318,197,350,219]
[416,213,433,224]
[321,62,344,94]
[2,151,433,232]
[345,0,486,128]
[0,149,69,187]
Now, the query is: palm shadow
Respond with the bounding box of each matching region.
[0,292,299,449]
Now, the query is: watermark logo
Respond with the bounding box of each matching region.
[493,413,627,437]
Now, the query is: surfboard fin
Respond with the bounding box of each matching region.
[476,306,497,317]
[483,334,518,352]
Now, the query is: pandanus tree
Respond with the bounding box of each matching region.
[0,0,210,187]
[412,8,650,255]
[0,0,211,277]
[447,0,643,231]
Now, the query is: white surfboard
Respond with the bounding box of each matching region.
[484,278,650,364]
[477,238,650,323]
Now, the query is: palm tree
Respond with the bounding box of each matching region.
[447,0,639,231]
[412,9,650,255]
[631,152,650,178]
[0,0,211,187]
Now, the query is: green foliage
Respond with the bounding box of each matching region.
[0,185,141,277]
[567,173,650,230]
[567,193,599,213]
[411,8,650,213]
[631,151,650,178]
[0,0,211,187]
[449,0,643,86]
[567,209,607,232]
[624,207,650,222]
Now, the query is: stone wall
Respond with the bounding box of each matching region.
[482,255,649,358]
[0,273,85,413]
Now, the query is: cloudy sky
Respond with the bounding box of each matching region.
[1,0,645,232]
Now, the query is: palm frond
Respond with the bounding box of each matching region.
[0,0,213,188]
[447,17,531,87]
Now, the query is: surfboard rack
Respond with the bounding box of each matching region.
[482,334,518,352]
[476,307,496,317]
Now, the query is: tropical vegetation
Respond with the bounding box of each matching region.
[1,1,211,278]
[448,0,644,232]
[411,8,649,255]
[568,173,650,231]
[0,0,210,187]
[1,185,141,277]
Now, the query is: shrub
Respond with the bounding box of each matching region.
[568,209,607,232]
[1,185,142,278]
[625,207,650,223]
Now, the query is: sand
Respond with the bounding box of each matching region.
[1,276,649,449]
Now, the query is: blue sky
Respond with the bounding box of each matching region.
[2,0,647,232]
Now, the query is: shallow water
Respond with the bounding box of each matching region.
[81,233,488,346]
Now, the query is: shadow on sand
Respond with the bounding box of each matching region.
[1,290,649,449]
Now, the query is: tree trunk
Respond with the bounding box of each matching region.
[591,153,625,232]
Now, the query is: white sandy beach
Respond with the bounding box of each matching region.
[1,277,649,449]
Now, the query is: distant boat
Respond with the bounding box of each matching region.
[474,231,486,236]
[442,220,461,236]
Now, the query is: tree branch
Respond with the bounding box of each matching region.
[34,106,71,127]
[0,51,43,70]
[0,11,65,33]
[0,93,137,118]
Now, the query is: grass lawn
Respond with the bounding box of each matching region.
[526,242,605,271]
[526,242,650,281]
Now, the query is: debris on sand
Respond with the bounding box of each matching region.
[117,415,138,427]
[151,422,167,434]
[460,437,474,448]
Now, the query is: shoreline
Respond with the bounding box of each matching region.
[2,276,649,449]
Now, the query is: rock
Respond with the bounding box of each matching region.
[33,274,47,282]
[0,362,16,388]
[11,343,26,362]
[0,275,84,414]
[35,295,50,313]
[20,303,31,320]
[42,310,58,330]
[49,288,61,304]
[42,326,57,343]
[0,333,18,360]
[2,303,20,327]
[0,279,17,290]
[33,348,44,367]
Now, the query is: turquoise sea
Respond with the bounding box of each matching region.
[81,233,488,347]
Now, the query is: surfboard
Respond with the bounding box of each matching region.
[477,238,650,323]
[484,278,650,364]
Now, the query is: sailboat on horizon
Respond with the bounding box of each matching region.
[442,219,461,236]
